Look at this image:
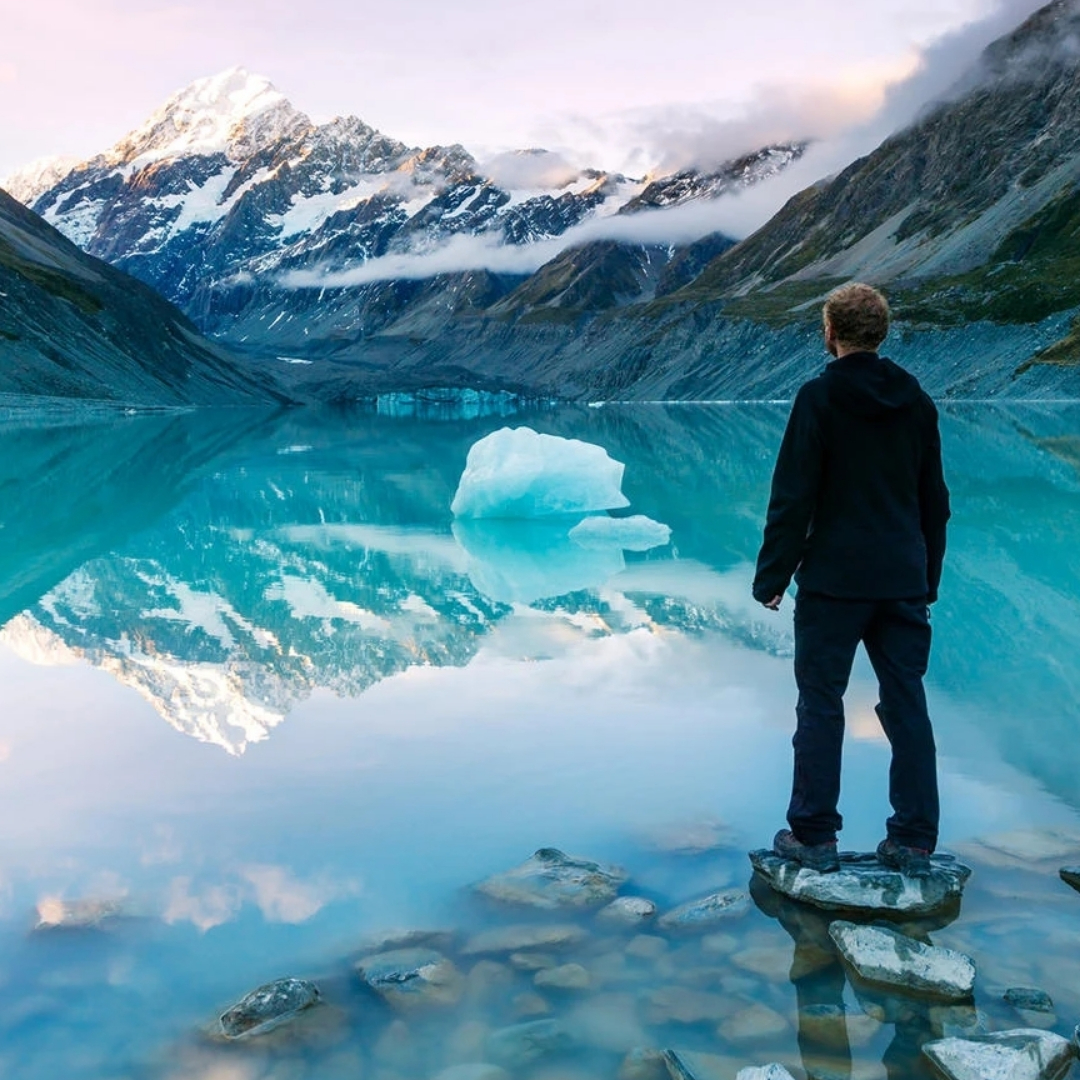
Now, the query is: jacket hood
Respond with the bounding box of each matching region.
[825,352,922,418]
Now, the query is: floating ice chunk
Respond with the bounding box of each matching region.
[451,427,630,519]
[569,515,671,552]
[453,520,623,605]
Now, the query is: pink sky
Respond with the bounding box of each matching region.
[0,0,1042,176]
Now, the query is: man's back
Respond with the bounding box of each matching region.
[753,351,950,606]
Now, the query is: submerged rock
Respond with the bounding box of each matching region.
[34,897,125,930]
[618,1047,668,1080]
[485,1018,575,1069]
[922,1029,1075,1080]
[1058,867,1080,893]
[355,948,463,1009]
[462,923,587,955]
[218,977,320,1039]
[734,1068,797,1080]
[475,848,628,909]
[657,890,750,931]
[434,1066,511,1080]
[646,985,731,1025]
[664,1050,744,1080]
[1005,988,1055,1013]
[749,850,971,916]
[718,1002,790,1042]
[598,896,658,925]
[829,921,975,1000]
[534,962,591,991]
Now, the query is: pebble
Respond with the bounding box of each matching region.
[626,934,669,960]
[462,924,586,955]
[718,1002,790,1042]
[598,896,658,925]
[218,977,321,1040]
[534,963,591,991]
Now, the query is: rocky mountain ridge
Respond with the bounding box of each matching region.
[0,185,287,405]
[5,68,804,373]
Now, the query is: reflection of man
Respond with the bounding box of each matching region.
[753,283,951,877]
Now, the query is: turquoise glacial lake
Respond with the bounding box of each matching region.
[2,402,1080,1080]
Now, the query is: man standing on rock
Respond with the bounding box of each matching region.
[753,282,950,877]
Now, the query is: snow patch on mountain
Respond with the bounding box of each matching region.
[1,154,79,205]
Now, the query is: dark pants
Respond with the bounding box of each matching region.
[789,591,939,851]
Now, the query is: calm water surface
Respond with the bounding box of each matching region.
[2,402,1080,1080]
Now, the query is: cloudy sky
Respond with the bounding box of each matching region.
[0,0,1046,178]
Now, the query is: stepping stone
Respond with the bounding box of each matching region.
[475,848,627,909]
[829,921,975,1000]
[922,1029,1075,1080]
[657,890,750,931]
[219,977,320,1039]
[749,849,971,916]
[355,948,463,1009]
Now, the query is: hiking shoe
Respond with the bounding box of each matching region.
[773,829,840,873]
[877,838,932,878]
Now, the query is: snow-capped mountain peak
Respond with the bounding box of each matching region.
[109,66,308,166]
[0,154,81,205]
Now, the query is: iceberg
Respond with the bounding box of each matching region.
[451,427,630,519]
[568,515,672,552]
[453,520,624,605]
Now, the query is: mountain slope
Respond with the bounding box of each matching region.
[11,68,803,367]
[0,187,288,404]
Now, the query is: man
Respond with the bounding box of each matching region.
[753,282,950,877]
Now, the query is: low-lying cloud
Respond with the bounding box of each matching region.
[283,0,1051,290]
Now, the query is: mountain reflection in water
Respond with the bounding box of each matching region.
[1,402,1078,800]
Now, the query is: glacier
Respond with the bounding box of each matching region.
[450,427,630,519]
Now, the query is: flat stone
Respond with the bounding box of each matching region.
[750,850,971,916]
[646,985,732,1025]
[355,948,463,1009]
[829,921,975,1000]
[1005,988,1055,1014]
[922,1029,1075,1080]
[1060,867,1080,893]
[598,896,658,925]
[657,890,750,931]
[702,932,739,955]
[534,963,591,991]
[475,848,627,909]
[618,1048,668,1080]
[462,923,587,955]
[734,1068,797,1080]
[626,934,669,960]
[731,945,796,981]
[717,1002,790,1042]
[219,977,320,1039]
[485,1019,575,1069]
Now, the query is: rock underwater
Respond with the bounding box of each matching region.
[218,977,321,1039]
[475,848,628,909]
[749,849,971,916]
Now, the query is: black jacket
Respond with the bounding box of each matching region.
[753,352,950,604]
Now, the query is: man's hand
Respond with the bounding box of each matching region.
[762,595,783,611]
